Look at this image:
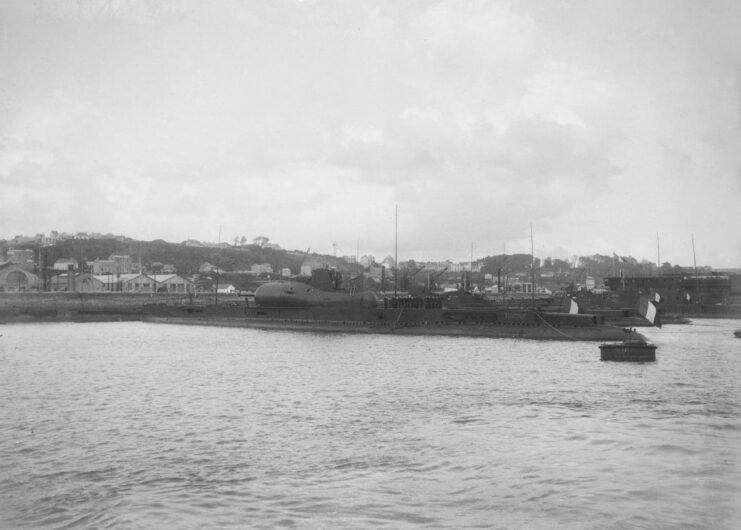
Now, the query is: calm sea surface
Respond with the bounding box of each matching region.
[1,320,740,529]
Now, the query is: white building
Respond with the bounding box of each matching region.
[53,258,78,271]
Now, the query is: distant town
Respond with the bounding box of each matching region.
[0,230,735,300]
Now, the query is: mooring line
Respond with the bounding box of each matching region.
[531,310,578,341]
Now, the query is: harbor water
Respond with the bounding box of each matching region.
[1,320,740,528]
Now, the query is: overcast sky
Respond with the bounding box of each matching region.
[1,0,740,267]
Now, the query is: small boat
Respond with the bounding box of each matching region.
[599,340,657,362]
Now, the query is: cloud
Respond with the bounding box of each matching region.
[1,1,740,266]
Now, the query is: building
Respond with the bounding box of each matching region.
[90,255,132,275]
[0,264,40,292]
[53,258,78,271]
[149,274,195,293]
[50,273,77,291]
[216,283,237,294]
[250,263,273,275]
[92,273,155,292]
[199,262,218,274]
[75,273,107,292]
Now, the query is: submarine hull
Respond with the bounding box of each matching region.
[143,303,646,342]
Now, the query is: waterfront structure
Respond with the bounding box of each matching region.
[0,264,40,292]
[605,272,740,304]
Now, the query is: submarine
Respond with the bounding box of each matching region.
[254,268,379,308]
[144,268,650,342]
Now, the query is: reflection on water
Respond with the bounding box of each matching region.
[1,320,740,528]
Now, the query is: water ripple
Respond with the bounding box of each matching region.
[1,320,740,528]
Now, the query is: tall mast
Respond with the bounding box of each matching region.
[470,242,473,291]
[394,204,398,297]
[656,232,661,272]
[503,243,507,293]
[530,223,535,305]
[215,225,221,306]
[692,233,699,303]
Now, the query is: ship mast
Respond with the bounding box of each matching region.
[394,204,398,297]
[215,224,221,306]
[530,223,535,305]
[692,233,700,303]
[470,242,473,291]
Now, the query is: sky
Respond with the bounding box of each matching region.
[1,0,740,268]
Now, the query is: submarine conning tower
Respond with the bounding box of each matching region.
[309,268,343,291]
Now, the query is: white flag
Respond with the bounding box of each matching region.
[653,292,662,303]
[569,298,579,314]
[645,300,657,324]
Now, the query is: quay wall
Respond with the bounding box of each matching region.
[0,292,241,322]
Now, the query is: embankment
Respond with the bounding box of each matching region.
[0,293,221,323]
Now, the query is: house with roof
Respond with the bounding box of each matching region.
[216,283,237,294]
[149,274,195,293]
[92,273,156,293]
[75,273,107,292]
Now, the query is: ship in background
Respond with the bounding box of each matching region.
[591,272,741,319]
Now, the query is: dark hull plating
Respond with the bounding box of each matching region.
[142,303,647,342]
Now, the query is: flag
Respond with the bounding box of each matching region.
[569,298,579,314]
[653,292,662,303]
[620,255,629,263]
[645,300,657,324]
